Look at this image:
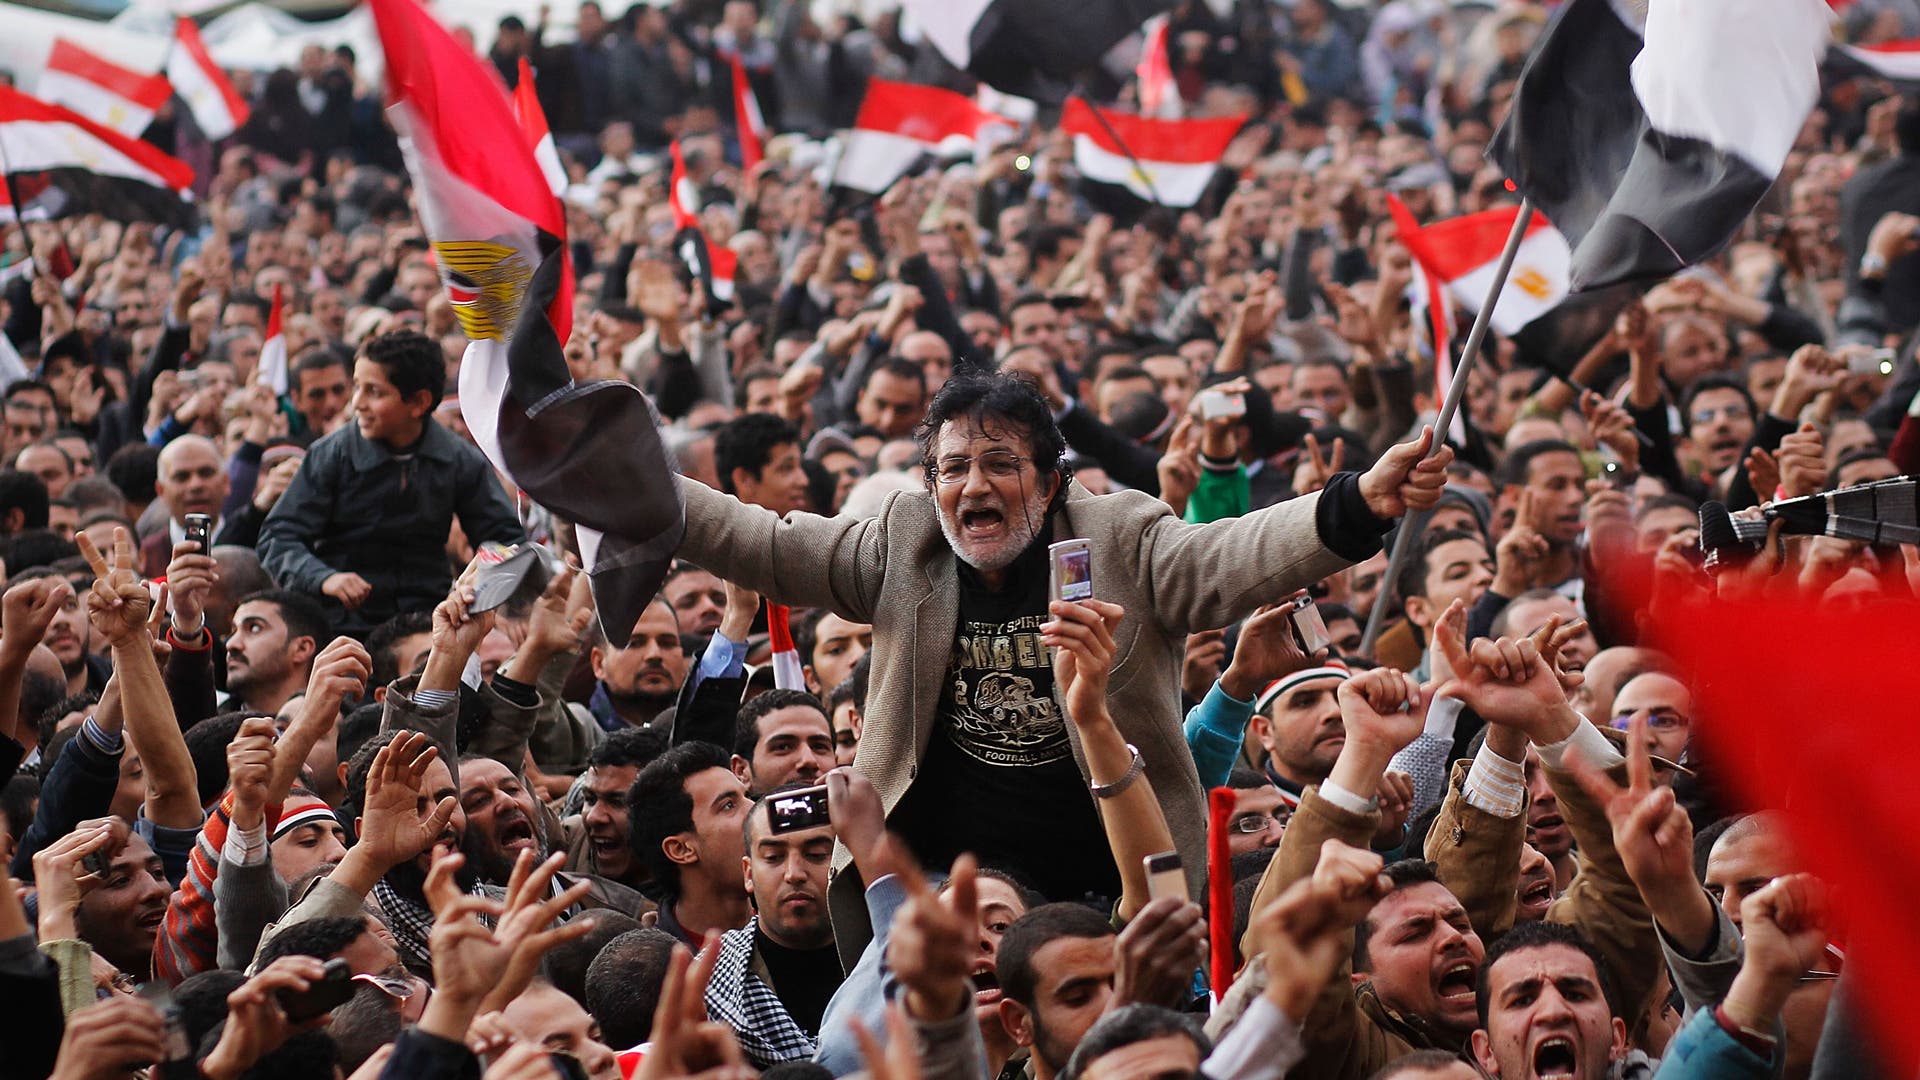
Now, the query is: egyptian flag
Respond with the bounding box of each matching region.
[900,0,1175,101]
[676,227,737,317]
[765,603,806,690]
[1061,97,1242,209]
[0,85,194,227]
[669,138,700,229]
[1827,39,1920,88]
[372,0,684,648]
[831,79,1008,196]
[512,58,566,196]
[38,37,173,137]
[258,283,288,395]
[1136,14,1180,118]
[168,17,249,140]
[1490,0,1829,292]
[729,53,767,171]
[1390,199,1572,338]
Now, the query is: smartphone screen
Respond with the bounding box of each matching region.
[1049,540,1093,603]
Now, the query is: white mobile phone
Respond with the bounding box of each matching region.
[1197,388,1247,421]
[1287,594,1332,654]
[1847,347,1897,377]
[1048,539,1093,603]
[1144,851,1187,902]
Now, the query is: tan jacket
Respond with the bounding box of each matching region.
[1425,754,1662,1034]
[676,477,1349,909]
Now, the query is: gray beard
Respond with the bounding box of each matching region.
[936,495,1048,574]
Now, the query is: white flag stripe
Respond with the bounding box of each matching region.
[36,71,156,135]
[0,115,179,186]
[533,131,565,195]
[909,0,996,69]
[1070,133,1218,207]
[1835,43,1920,80]
[1630,0,1827,176]
[1445,228,1573,337]
[167,23,245,140]
[833,129,935,194]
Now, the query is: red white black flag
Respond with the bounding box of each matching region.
[832,78,1008,196]
[1061,97,1241,209]
[0,84,193,226]
[372,0,682,647]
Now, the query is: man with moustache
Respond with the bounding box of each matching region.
[674,371,1449,919]
[585,598,690,732]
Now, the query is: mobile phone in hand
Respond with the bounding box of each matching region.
[279,957,354,1022]
[1048,539,1093,604]
[183,513,213,551]
[1144,852,1187,902]
[766,785,832,835]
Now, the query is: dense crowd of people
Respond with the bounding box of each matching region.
[0,0,1916,1078]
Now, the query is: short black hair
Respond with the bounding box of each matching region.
[588,726,669,770]
[0,471,49,530]
[1476,919,1618,1028]
[171,969,248,1056]
[31,685,86,755]
[367,609,433,690]
[294,345,350,378]
[918,372,1069,510]
[1496,439,1582,489]
[343,730,449,827]
[540,910,642,1006]
[336,703,385,774]
[6,528,77,571]
[585,927,681,1048]
[257,915,369,967]
[328,981,405,1074]
[627,741,731,897]
[1394,526,1487,606]
[998,902,1116,1008]
[104,444,161,504]
[1061,1004,1210,1080]
[1680,374,1757,431]
[184,712,253,808]
[358,328,447,408]
[713,412,799,496]
[733,688,828,760]
[863,355,927,396]
[238,589,331,651]
[1354,859,1444,971]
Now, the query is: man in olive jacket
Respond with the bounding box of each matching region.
[674,372,1449,945]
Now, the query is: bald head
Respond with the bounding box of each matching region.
[156,435,230,523]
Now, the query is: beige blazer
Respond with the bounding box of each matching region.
[677,476,1352,924]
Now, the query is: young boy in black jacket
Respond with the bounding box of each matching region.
[259,329,525,637]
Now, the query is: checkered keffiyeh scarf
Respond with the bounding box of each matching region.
[373,878,498,969]
[702,918,817,1069]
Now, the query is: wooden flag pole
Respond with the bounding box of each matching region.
[1360,199,1535,655]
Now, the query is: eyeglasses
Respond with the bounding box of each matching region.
[1230,810,1290,834]
[1610,707,1690,732]
[1690,404,1752,426]
[931,451,1028,485]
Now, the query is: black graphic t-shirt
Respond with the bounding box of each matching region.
[891,532,1120,904]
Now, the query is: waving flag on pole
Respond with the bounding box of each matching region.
[669,138,700,229]
[728,54,767,171]
[167,17,249,140]
[900,0,1176,101]
[39,37,173,137]
[830,79,1010,196]
[1136,15,1180,118]
[258,284,288,395]
[1491,0,1829,291]
[512,58,566,196]
[0,85,194,226]
[372,0,683,647]
[1061,97,1242,209]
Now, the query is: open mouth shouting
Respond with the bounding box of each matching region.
[1531,1034,1578,1080]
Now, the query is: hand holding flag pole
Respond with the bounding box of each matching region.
[1360,199,1534,655]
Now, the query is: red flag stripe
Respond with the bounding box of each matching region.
[372,0,563,242]
[0,86,194,193]
[46,39,173,111]
[170,17,249,134]
[1060,97,1243,165]
[1394,203,1554,283]
[853,78,1001,144]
